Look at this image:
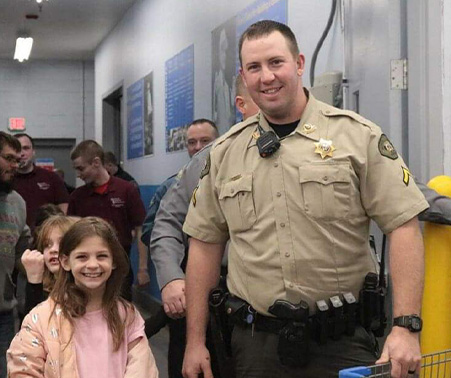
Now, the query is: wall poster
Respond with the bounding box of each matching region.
[126,71,154,159]
[144,72,154,156]
[212,17,237,136]
[165,44,195,154]
[126,78,144,159]
[211,0,288,132]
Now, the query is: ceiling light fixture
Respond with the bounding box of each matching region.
[14,37,33,62]
[35,0,49,12]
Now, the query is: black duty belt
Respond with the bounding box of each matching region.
[221,272,388,346]
[232,312,289,334]
[225,293,362,343]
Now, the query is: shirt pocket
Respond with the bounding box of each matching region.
[219,173,257,232]
[299,162,351,221]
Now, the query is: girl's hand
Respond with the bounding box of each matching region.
[21,249,45,284]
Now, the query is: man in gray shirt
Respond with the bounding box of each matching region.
[149,76,258,378]
[151,76,258,320]
[0,132,31,378]
[416,180,451,225]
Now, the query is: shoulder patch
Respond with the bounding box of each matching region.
[200,153,211,179]
[378,134,398,160]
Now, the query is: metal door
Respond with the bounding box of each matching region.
[33,138,77,187]
[102,86,123,161]
[343,0,407,156]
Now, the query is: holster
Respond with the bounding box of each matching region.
[225,296,312,367]
[269,299,311,367]
[208,285,235,378]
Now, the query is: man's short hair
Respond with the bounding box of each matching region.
[14,132,34,148]
[70,140,105,164]
[104,151,118,166]
[189,119,219,138]
[238,20,299,66]
[0,131,21,153]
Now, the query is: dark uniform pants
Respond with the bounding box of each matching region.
[231,325,379,378]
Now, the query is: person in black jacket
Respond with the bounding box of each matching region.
[21,215,78,315]
[103,151,140,191]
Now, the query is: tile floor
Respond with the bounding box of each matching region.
[148,326,169,378]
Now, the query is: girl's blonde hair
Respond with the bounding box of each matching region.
[50,217,133,351]
[36,215,79,292]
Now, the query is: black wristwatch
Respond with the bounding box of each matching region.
[393,315,423,332]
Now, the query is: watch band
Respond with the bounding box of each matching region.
[393,315,422,332]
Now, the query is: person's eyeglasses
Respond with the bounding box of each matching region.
[0,154,20,165]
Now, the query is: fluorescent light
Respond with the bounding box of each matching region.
[14,37,33,62]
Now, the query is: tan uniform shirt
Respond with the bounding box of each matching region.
[183,93,429,316]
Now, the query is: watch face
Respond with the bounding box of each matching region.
[411,317,422,331]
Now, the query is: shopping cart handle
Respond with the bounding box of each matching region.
[338,366,371,378]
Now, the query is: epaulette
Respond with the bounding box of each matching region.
[320,104,377,130]
[213,113,260,148]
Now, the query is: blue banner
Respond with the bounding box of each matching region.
[127,79,144,159]
[165,45,195,153]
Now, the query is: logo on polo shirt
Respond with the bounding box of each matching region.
[37,182,50,190]
[110,197,125,208]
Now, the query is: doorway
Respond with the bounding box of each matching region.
[102,87,123,162]
[33,138,77,187]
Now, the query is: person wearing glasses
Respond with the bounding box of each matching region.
[0,131,32,378]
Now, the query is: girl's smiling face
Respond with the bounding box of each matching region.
[60,235,115,299]
[43,228,63,275]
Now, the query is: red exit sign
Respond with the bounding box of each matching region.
[8,118,26,131]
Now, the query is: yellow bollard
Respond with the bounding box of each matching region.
[421,175,451,359]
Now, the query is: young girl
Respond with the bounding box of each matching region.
[8,217,158,378]
[21,215,79,315]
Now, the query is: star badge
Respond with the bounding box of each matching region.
[314,138,336,159]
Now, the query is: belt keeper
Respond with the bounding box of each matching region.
[329,295,345,340]
[315,299,329,344]
[343,292,357,336]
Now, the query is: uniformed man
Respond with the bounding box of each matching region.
[151,76,257,320]
[182,21,428,378]
[141,118,219,249]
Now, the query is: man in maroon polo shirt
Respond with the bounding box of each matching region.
[68,140,149,301]
[13,133,70,231]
